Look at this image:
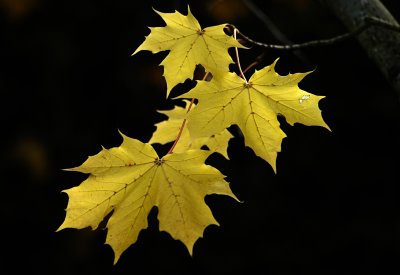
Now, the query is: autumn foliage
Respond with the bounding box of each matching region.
[57,5,329,264]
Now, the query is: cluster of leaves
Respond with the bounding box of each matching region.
[57,6,329,264]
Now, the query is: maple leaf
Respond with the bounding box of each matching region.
[150,100,233,159]
[132,6,244,97]
[178,59,330,172]
[57,133,237,264]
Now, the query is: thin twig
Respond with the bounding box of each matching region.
[242,53,265,74]
[231,17,400,51]
[166,102,192,154]
[241,0,311,65]
[167,72,210,155]
[234,29,248,82]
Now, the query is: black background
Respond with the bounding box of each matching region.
[1,0,400,274]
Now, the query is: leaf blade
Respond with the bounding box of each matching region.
[180,59,330,172]
[133,6,244,96]
[58,134,237,263]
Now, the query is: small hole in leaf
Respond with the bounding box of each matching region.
[299,94,310,104]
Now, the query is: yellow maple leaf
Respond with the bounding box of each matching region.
[57,133,237,264]
[178,59,330,172]
[132,6,244,97]
[149,100,233,159]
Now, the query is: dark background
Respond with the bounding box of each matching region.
[1,0,400,274]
